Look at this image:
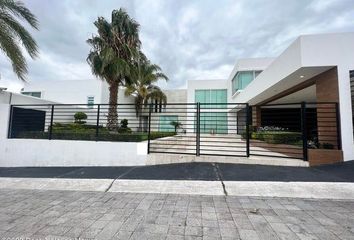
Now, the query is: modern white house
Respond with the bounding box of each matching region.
[185,32,354,165]
[0,32,353,167]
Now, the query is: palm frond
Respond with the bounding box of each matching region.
[0,22,27,80]
[0,0,38,80]
[0,0,39,29]
[0,11,38,58]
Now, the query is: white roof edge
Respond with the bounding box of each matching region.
[187,79,227,82]
[232,32,354,104]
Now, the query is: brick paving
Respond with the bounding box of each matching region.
[0,189,353,240]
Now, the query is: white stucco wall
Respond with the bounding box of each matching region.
[164,89,187,103]
[0,139,147,167]
[0,91,58,105]
[298,33,354,162]
[22,79,103,104]
[226,33,354,161]
[0,91,147,167]
[231,39,303,104]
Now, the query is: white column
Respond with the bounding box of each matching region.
[337,66,354,161]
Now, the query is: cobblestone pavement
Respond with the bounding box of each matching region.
[0,189,353,240]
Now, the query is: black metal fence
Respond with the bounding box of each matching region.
[8,104,174,142]
[7,102,341,161]
[249,102,341,160]
[148,103,248,157]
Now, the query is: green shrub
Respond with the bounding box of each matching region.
[118,119,132,133]
[321,143,334,149]
[16,130,175,142]
[149,131,176,140]
[121,119,128,128]
[52,123,107,132]
[251,131,302,144]
[74,112,87,124]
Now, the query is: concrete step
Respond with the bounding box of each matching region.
[146,153,309,167]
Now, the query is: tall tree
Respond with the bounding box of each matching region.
[0,0,39,81]
[87,8,141,130]
[125,58,168,130]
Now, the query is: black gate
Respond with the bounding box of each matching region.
[248,102,341,160]
[148,103,249,157]
[7,102,341,161]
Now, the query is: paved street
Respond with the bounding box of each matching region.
[1,161,354,182]
[0,189,354,240]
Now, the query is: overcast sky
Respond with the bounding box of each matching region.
[1,0,354,91]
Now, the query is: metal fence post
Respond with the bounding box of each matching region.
[95,104,100,141]
[301,102,308,161]
[335,102,342,150]
[7,105,13,138]
[147,103,152,154]
[246,104,250,157]
[196,102,200,156]
[48,105,54,140]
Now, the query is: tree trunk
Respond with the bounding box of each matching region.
[107,82,119,131]
[138,107,143,132]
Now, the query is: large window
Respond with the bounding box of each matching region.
[200,112,227,134]
[21,91,41,98]
[195,89,227,108]
[159,115,178,132]
[232,70,262,94]
[194,89,228,134]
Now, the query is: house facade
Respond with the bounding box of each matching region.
[186,32,354,163]
[9,32,354,164]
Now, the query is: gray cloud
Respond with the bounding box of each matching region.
[1,0,354,91]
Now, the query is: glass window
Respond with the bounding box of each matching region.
[210,90,217,105]
[87,96,94,108]
[195,89,227,108]
[21,92,41,98]
[195,90,205,103]
[200,112,228,134]
[232,70,263,94]
[159,115,178,132]
[238,72,253,90]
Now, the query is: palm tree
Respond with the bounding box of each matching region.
[170,121,182,134]
[0,0,39,81]
[87,8,141,130]
[125,59,168,130]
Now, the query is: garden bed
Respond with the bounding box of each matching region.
[15,123,175,142]
[243,130,302,145]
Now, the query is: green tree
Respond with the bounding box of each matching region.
[87,8,141,130]
[124,58,168,130]
[0,0,39,80]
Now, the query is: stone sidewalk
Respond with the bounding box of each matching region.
[0,189,353,240]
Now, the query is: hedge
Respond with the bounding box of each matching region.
[242,131,302,145]
[16,130,175,142]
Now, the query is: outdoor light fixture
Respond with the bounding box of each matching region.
[300,75,305,78]
[0,87,7,92]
